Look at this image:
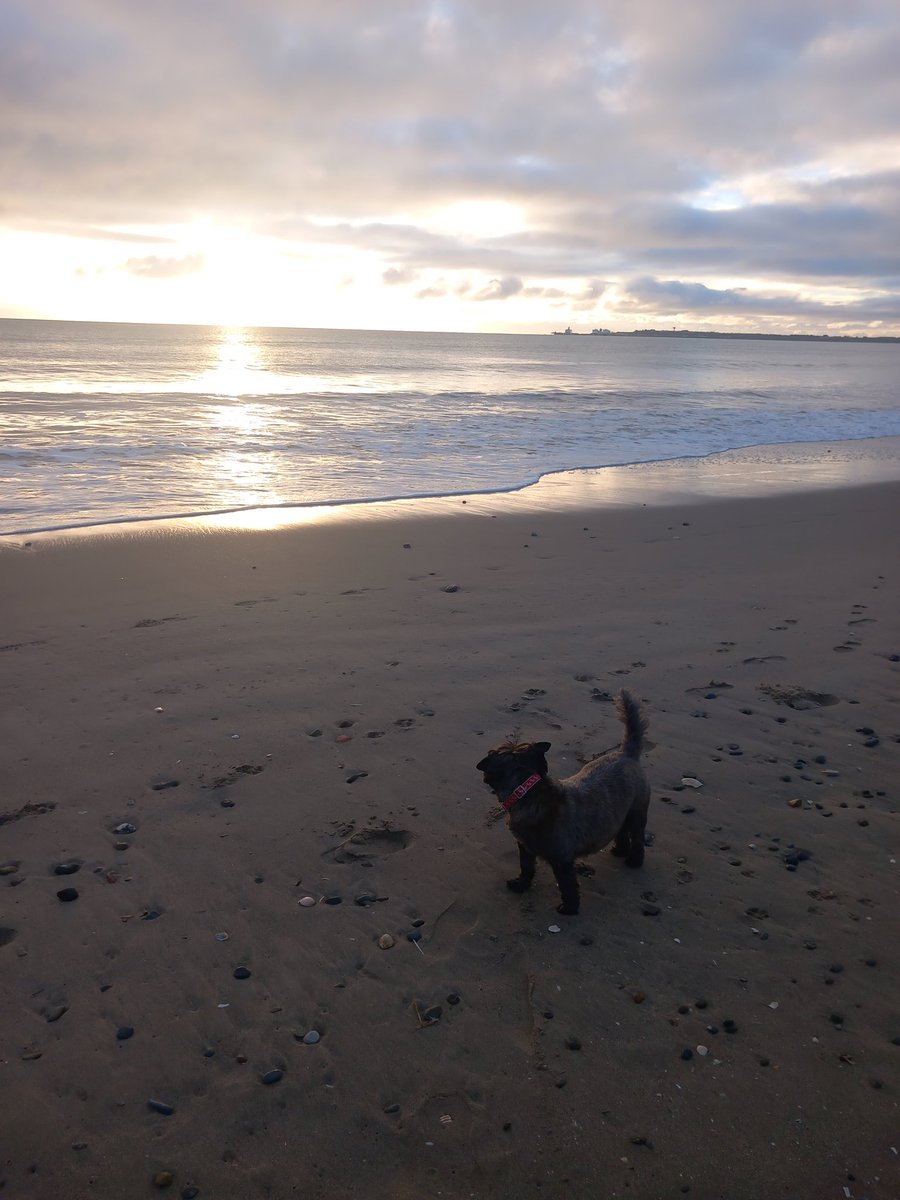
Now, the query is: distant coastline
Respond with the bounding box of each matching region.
[552,327,900,344]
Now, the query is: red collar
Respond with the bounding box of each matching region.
[503,773,542,811]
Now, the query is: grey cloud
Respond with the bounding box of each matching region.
[472,276,523,301]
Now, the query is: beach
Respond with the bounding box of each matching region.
[1,459,898,1200]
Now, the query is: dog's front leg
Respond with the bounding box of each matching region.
[507,842,536,893]
[551,860,580,915]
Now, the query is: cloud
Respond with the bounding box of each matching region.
[123,253,204,279]
[1,1,899,329]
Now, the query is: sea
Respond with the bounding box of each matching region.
[1,318,899,536]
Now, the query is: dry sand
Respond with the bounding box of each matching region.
[1,457,899,1199]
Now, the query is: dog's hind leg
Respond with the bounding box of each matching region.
[507,842,537,894]
[622,798,649,868]
[550,860,580,915]
[610,823,631,857]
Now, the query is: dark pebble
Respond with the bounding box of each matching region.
[411,918,425,928]
[354,893,377,906]
[424,1005,442,1022]
[723,1019,737,1033]
[384,1103,400,1114]
[680,1048,693,1060]
[579,936,594,946]
[681,806,696,815]
[863,737,880,748]
[830,1013,844,1025]
[865,959,877,967]
[759,1058,770,1067]
[261,1069,283,1085]
[323,896,343,906]
[829,963,844,974]
[233,966,251,979]
[406,930,421,942]
[142,910,161,921]
[151,780,180,791]
[870,1079,883,1089]
[695,999,708,1010]
[116,1026,134,1041]
[181,1189,200,1200]
[56,888,79,902]
[53,862,80,876]
[642,904,661,917]
[678,1005,690,1015]
[148,1100,175,1116]
[446,993,461,1006]
[202,1047,215,1057]
[565,1036,582,1051]
[442,585,459,593]
[706,1026,719,1034]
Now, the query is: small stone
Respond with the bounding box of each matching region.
[411,918,425,927]
[114,841,129,851]
[442,585,459,593]
[565,1036,582,1051]
[215,932,229,941]
[261,1069,283,1085]
[678,1005,690,1015]
[0,864,18,875]
[53,862,80,876]
[548,924,562,934]
[384,1102,401,1114]
[830,1013,844,1025]
[114,823,136,834]
[46,1004,68,1023]
[299,896,317,907]
[406,929,422,942]
[446,993,461,1005]
[680,1048,693,1060]
[233,966,251,979]
[423,1006,442,1023]
[788,798,802,808]
[759,1058,771,1067]
[632,992,646,1004]
[723,1019,737,1033]
[116,1026,134,1040]
[302,1030,321,1045]
[148,1100,175,1116]
[354,893,377,907]
[153,1172,174,1188]
[56,887,79,902]
[680,777,703,789]
[696,1045,709,1056]
[181,1189,200,1200]
[695,999,709,1010]
[642,904,661,917]
[21,1049,42,1060]
[323,896,342,906]
[378,933,395,949]
[142,910,161,921]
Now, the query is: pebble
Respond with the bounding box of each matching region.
[354,893,377,907]
[233,966,251,980]
[680,777,703,789]
[53,862,80,875]
[680,1048,693,1060]
[565,1036,582,1051]
[548,924,562,934]
[423,1006,442,1023]
[323,896,343,906]
[114,841,129,851]
[215,932,229,941]
[406,930,422,942]
[442,585,459,593]
[384,1102,400,1114]
[446,993,461,1006]
[116,1026,134,1040]
[696,1045,709,1056]
[0,864,18,875]
[299,896,317,907]
[261,1069,283,1084]
[302,1030,321,1045]
[152,1172,174,1188]
[723,1019,738,1033]
[148,1100,175,1116]
[181,1189,200,1200]
[788,798,802,808]
[642,904,661,917]
[632,992,646,1004]
[378,933,395,949]
[56,887,79,902]
[114,823,136,834]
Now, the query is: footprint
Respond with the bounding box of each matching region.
[133,616,187,628]
[394,718,416,728]
[757,684,839,710]
[0,639,47,652]
[0,926,17,947]
[324,827,411,863]
[742,655,787,664]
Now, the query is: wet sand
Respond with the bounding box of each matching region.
[1,458,899,1199]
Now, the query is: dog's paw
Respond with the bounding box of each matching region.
[609,843,629,857]
[506,877,532,893]
[556,902,579,916]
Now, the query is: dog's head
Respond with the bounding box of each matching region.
[476,740,551,798]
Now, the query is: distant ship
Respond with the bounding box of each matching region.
[552,326,613,335]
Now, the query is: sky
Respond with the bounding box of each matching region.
[2,0,900,335]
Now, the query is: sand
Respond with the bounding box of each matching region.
[1,455,899,1200]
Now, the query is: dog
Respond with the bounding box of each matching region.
[476,689,650,915]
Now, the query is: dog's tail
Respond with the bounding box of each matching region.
[616,689,648,759]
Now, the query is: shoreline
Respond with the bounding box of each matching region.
[4,434,900,546]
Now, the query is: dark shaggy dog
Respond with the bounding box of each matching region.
[476,689,650,915]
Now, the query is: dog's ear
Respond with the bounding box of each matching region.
[475,754,492,771]
[535,741,552,754]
